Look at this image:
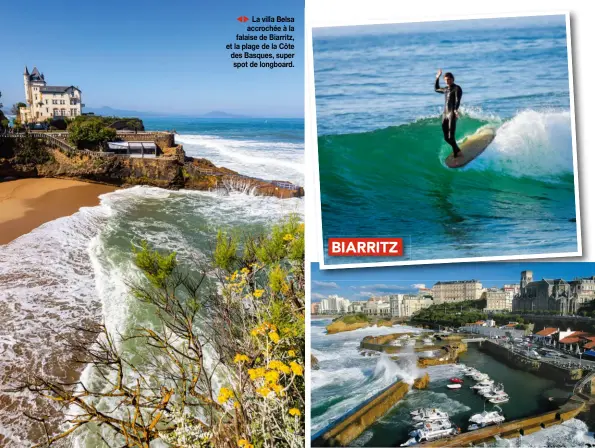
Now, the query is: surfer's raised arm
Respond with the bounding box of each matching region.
[435,69,445,93]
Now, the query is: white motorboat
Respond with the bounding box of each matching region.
[464,368,479,377]
[489,394,510,404]
[447,384,462,389]
[412,418,451,429]
[468,408,505,431]
[410,408,450,423]
[400,420,460,446]
[471,372,490,382]
[471,379,494,390]
[482,385,506,400]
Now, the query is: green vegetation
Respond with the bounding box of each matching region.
[67,117,117,149]
[17,217,305,447]
[0,92,8,130]
[578,300,595,317]
[334,313,370,325]
[71,114,144,130]
[12,136,52,164]
[411,299,486,327]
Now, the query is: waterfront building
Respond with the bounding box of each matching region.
[20,66,83,123]
[348,301,366,313]
[319,295,350,314]
[513,270,595,315]
[390,294,433,317]
[503,284,520,302]
[364,298,391,316]
[311,302,320,315]
[534,327,559,344]
[432,280,483,304]
[483,290,513,312]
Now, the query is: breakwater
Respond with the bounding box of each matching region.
[312,375,429,447]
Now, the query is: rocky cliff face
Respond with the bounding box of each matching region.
[326,320,370,334]
[0,140,304,199]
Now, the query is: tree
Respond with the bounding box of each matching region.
[10,102,27,116]
[12,217,305,448]
[67,118,117,150]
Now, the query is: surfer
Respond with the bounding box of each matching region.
[435,69,463,157]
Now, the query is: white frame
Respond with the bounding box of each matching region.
[307,11,582,270]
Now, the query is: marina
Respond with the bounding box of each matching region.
[311,319,595,447]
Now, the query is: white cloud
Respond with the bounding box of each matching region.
[313,281,340,289]
[311,293,327,301]
[412,283,426,289]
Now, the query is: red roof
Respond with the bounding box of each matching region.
[535,327,558,337]
[505,323,516,327]
[585,341,595,349]
[559,337,580,344]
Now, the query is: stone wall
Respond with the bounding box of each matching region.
[313,376,430,447]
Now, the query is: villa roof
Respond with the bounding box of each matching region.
[584,341,595,349]
[559,336,580,344]
[40,85,79,94]
[535,327,558,336]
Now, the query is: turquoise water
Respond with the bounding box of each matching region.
[313,17,579,264]
[0,117,303,445]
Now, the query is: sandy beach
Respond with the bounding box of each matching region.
[0,178,117,245]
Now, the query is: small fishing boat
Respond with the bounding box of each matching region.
[450,377,464,384]
[447,384,462,389]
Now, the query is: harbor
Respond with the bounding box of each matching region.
[311,321,595,447]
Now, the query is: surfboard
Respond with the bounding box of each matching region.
[445,127,496,169]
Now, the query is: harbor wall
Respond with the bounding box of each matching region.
[479,340,583,382]
[312,374,430,447]
[422,398,585,446]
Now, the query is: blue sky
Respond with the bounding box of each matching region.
[0,0,304,117]
[311,262,595,302]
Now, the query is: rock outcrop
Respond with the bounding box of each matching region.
[0,139,304,199]
[326,320,369,334]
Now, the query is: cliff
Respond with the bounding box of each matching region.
[0,138,303,199]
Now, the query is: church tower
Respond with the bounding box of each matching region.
[520,270,533,295]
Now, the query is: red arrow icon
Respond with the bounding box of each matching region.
[237,16,249,23]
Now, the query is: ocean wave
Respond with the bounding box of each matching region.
[175,134,304,185]
[465,109,574,180]
[0,185,302,445]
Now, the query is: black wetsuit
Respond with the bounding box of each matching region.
[435,77,463,155]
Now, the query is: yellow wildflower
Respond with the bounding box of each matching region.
[238,439,254,448]
[247,367,265,381]
[269,331,280,343]
[269,360,291,374]
[256,386,272,398]
[283,233,294,241]
[217,387,234,404]
[253,289,265,299]
[264,369,280,384]
[289,408,302,417]
[234,354,250,364]
[288,350,296,357]
[241,267,250,275]
[271,383,284,395]
[290,361,303,376]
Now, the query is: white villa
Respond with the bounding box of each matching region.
[19,66,83,123]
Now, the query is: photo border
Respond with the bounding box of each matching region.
[307,11,582,270]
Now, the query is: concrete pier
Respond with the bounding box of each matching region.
[312,375,430,447]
